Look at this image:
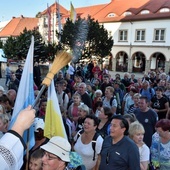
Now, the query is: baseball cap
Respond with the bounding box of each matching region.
[33,118,44,132]
[41,136,71,162]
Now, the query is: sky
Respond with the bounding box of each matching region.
[0,0,111,21]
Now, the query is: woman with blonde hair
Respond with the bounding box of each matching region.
[102,86,117,114]
[129,121,150,170]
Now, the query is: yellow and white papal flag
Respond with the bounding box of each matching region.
[44,79,67,139]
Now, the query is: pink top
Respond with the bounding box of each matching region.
[72,105,79,117]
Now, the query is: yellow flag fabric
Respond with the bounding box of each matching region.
[44,80,67,139]
[70,2,77,23]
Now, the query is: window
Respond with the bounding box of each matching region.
[140,10,150,14]
[154,29,165,41]
[108,31,112,37]
[107,13,115,17]
[119,30,128,41]
[160,8,170,13]
[124,11,132,16]
[135,30,145,41]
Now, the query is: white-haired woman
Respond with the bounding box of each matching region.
[93,89,103,112]
[129,121,150,170]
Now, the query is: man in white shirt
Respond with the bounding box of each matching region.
[56,81,69,111]
[67,62,75,79]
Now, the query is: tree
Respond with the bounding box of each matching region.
[3,28,48,61]
[3,36,18,59]
[59,16,114,62]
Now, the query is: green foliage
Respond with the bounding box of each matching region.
[59,16,114,60]
[44,43,60,61]
[59,18,75,49]
[3,28,56,61]
[3,36,18,59]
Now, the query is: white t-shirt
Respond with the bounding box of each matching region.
[102,97,117,109]
[67,65,75,75]
[139,143,150,162]
[57,91,69,111]
[74,133,103,170]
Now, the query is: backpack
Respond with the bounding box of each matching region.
[62,92,66,101]
[103,96,114,107]
[103,96,122,114]
[96,120,110,139]
[75,130,99,161]
[140,88,154,98]
[62,92,69,109]
[67,152,86,170]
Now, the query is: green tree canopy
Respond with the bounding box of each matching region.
[59,16,114,62]
[3,28,52,62]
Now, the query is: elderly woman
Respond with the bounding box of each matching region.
[124,88,137,114]
[129,121,150,170]
[41,136,71,170]
[93,89,103,112]
[127,93,141,114]
[150,119,170,170]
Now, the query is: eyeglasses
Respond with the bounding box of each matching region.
[44,151,59,160]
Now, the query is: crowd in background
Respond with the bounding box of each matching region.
[0,60,170,170]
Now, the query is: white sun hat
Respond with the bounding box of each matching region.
[41,136,71,162]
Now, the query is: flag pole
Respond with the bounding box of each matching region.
[47,3,51,43]
[56,0,62,42]
[28,51,72,169]
[32,51,72,108]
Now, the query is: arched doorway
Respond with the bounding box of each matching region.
[150,52,166,72]
[115,51,128,72]
[132,52,146,72]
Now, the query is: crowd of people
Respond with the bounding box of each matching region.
[0,61,170,170]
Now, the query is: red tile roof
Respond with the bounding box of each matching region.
[0,16,38,37]
[74,0,170,23]
[40,0,170,33]
[41,2,69,16]
[76,4,108,19]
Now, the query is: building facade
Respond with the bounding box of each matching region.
[0,0,170,74]
[39,0,170,73]
[104,19,170,73]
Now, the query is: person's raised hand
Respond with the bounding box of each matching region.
[11,105,35,136]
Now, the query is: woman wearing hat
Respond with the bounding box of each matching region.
[41,136,71,170]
